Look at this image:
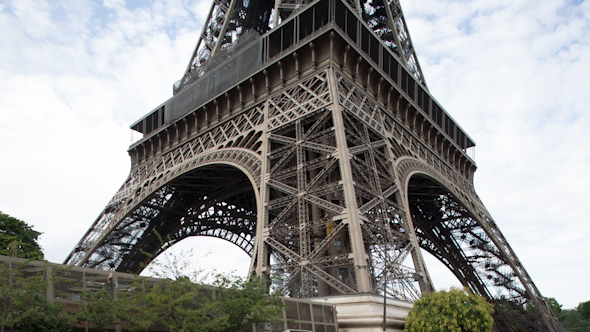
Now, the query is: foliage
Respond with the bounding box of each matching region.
[546,297,563,317]
[404,287,494,332]
[0,257,51,332]
[532,297,590,332]
[0,227,283,332]
[75,288,128,332]
[0,212,43,260]
[17,301,73,332]
[558,300,590,332]
[119,274,284,332]
[121,276,225,332]
[212,275,284,332]
[578,301,590,320]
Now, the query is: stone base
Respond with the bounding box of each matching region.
[309,294,413,332]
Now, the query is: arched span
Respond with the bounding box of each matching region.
[398,157,547,329]
[72,148,261,274]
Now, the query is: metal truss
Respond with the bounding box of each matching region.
[176,0,426,94]
[410,180,527,300]
[65,103,266,270]
[334,68,562,331]
[267,71,332,130]
[342,109,423,301]
[334,70,432,300]
[68,70,561,330]
[265,106,353,297]
[101,165,257,273]
[177,0,274,92]
[252,69,429,301]
[406,172,563,331]
[67,0,563,328]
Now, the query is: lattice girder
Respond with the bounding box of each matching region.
[176,0,427,94]
[67,10,564,328]
[337,89,429,301]
[85,164,258,274]
[264,101,356,297]
[335,65,561,329]
[398,157,562,331]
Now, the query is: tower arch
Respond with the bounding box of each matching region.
[69,148,262,274]
[398,157,553,329]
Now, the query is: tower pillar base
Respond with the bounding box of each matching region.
[310,294,413,332]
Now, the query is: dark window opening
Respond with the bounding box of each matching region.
[268,30,281,58]
[445,117,456,139]
[146,115,153,134]
[346,9,357,42]
[314,0,329,31]
[434,104,443,127]
[457,130,466,149]
[389,58,398,83]
[300,7,314,39]
[335,0,346,31]
[401,70,414,99]
[431,103,443,128]
[139,106,165,136]
[417,88,429,115]
[283,20,295,51]
[369,34,379,64]
[382,52,390,77]
[361,26,370,55]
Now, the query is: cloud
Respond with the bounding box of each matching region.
[0,0,203,263]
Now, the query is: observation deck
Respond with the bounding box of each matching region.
[128,0,476,181]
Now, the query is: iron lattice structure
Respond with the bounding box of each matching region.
[66,0,564,331]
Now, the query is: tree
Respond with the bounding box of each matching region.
[0,212,43,260]
[122,276,228,332]
[119,274,284,332]
[404,287,494,332]
[75,288,128,332]
[0,256,50,332]
[578,300,590,320]
[17,301,73,332]
[213,275,285,332]
[558,300,590,332]
[123,232,284,331]
[546,297,563,317]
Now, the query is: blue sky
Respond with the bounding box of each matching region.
[1,0,589,309]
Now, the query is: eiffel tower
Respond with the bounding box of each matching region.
[65,0,564,330]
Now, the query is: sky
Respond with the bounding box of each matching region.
[0,0,589,309]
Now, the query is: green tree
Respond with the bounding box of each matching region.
[578,301,590,320]
[0,256,50,332]
[0,212,43,260]
[120,276,227,332]
[75,288,127,332]
[559,300,590,332]
[404,287,494,332]
[120,274,284,332]
[546,297,563,317]
[213,275,284,332]
[17,301,73,332]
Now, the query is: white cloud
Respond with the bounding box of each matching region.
[0,0,201,264]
